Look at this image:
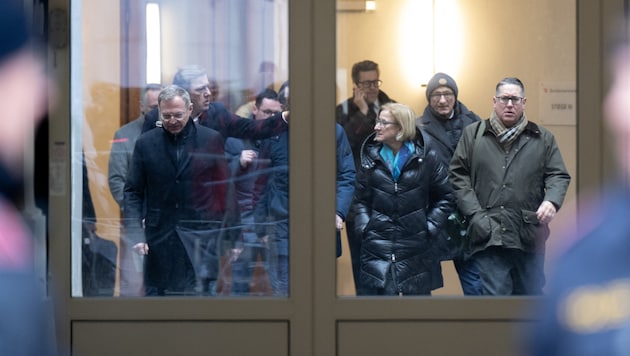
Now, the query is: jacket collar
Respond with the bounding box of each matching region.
[162,119,197,143]
[360,128,427,169]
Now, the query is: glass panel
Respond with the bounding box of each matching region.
[336,0,576,296]
[72,0,289,297]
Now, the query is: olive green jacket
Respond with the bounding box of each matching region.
[449,120,571,255]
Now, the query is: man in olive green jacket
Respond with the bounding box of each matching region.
[449,77,570,296]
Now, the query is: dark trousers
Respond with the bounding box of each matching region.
[344,217,363,295]
[474,246,545,296]
[453,257,482,295]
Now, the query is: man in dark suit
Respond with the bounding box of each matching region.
[124,85,239,296]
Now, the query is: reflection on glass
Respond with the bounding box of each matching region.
[74,0,288,297]
[336,0,577,297]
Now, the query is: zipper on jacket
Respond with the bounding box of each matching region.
[390,253,403,296]
[394,182,398,192]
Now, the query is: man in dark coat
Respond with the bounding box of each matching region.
[450,77,570,295]
[417,72,482,295]
[125,85,238,296]
[336,60,395,294]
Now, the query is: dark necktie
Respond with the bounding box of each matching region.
[367,103,376,119]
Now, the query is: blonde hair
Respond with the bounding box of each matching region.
[380,103,417,141]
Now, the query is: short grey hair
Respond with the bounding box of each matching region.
[495,77,525,96]
[141,83,163,104]
[172,65,207,90]
[158,85,191,108]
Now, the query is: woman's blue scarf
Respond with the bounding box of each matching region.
[380,141,414,181]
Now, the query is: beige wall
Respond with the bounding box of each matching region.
[336,0,575,115]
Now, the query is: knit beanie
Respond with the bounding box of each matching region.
[0,0,30,64]
[425,72,459,102]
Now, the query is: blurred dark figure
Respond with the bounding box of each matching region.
[108,83,162,296]
[529,15,630,356]
[0,0,57,355]
[83,153,117,297]
[225,88,282,295]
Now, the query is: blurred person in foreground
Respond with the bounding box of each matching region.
[529,17,630,356]
[0,0,57,355]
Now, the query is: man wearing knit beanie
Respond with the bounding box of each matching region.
[417,72,482,295]
[0,1,57,355]
[425,72,459,103]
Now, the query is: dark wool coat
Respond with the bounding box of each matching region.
[417,101,480,166]
[417,101,481,261]
[254,132,289,255]
[353,129,455,295]
[124,121,239,292]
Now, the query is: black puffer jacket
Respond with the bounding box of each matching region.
[353,129,455,295]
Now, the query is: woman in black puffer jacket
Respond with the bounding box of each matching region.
[353,103,455,296]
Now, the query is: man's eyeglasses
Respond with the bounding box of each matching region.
[356,80,383,89]
[375,119,398,127]
[430,92,455,100]
[161,112,187,121]
[496,96,524,105]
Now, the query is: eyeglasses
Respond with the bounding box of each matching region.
[356,80,382,89]
[430,92,455,100]
[161,112,187,121]
[496,96,524,105]
[375,119,398,127]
